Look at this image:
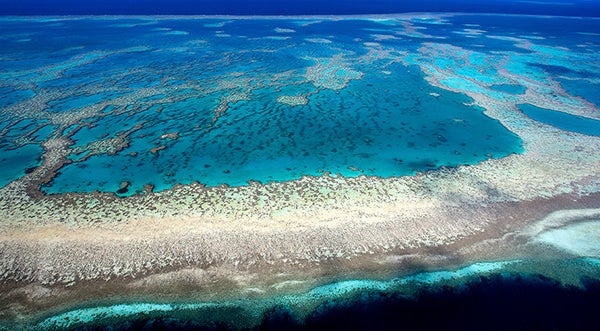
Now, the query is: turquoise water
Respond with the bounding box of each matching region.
[2,15,599,194]
[0,143,43,188]
[0,16,535,195]
[519,104,600,137]
[45,65,521,195]
[490,83,526,95]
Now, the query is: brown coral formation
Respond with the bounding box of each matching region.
[160,132,179,140]
[149,145,166,154]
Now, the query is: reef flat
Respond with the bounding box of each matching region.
[1,13,600,329]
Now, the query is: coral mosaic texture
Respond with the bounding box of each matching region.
[0,13,599,330]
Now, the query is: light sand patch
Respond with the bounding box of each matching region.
[371,34,400,41]
[204,21,232,28]
[275,27,296,33]
[305,38,332,44]
[305,54,363,90]
[164,30,189,36]
[251,36,292,41]
[276,95,308,106]
[536,220,600,257]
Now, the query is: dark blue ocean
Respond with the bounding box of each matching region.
[39,269,600,331]
[1,0,599,16]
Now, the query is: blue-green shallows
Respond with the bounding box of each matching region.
[519,104,600,137]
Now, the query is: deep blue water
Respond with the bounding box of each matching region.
[529,63,600,108]
[280,275,600,331]
[558,77,600,108]
[49,273,600,331]
[1,0,599,17]
[17,258,600,330]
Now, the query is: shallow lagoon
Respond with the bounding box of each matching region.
[1,17,528,195]
[47,63,522,195]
